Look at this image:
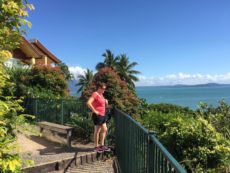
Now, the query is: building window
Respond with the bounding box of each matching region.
[50,62,56,67]
[4,58,31,68]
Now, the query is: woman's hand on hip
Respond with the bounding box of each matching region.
[94,111,99,115]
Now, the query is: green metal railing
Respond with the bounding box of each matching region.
[23,98,89,124]
[114,108,187,173]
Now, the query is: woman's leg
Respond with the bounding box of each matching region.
[94,125,101,147]
[100,123,107,146]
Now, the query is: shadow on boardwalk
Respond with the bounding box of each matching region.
[17,132,95,167]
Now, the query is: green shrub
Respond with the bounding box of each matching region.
[4,65,69,99]
[142,109,230,172]
[0,0,34,171]
[68,112,93,142]
[149,103,195,115]
[197,100,230,140]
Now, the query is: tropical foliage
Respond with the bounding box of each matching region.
[4,65,69,99]
[76,69,93,94]
[57,62,73,81]
[94,49,140,90]
[0,0,34,52]
[96,49,119,70]
[0,0,34,172]
[197,100,230,140]
[68,112,93,142]
[116,54,140,88]
[77,49,141,115]
[82,67,141,117]
[141,103,230,173]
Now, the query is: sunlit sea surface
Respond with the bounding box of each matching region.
[136,85,230,109]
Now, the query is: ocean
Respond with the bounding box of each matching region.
[69,81,230,110]
[136,85,230,109]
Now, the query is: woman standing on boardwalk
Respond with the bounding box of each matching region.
[87,83,111,153]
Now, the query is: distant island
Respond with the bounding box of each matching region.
[173,83,230,87]
[136,83,230,88]
[69,80,230,95]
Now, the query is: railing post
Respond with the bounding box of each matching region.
[61,99,64,124]
[35,98,38,121]
[147,131,155,173]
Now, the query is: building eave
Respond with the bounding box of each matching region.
[30,39,61,63]
[19,36,42,58]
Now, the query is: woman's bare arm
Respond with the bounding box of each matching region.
[87,97,99,114]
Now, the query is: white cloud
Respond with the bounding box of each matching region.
[136,72,230,86]
[68,66,230,86]
[68,66,87,79]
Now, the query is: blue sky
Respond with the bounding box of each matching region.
[26,0,230,86]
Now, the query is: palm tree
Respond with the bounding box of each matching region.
[57,62,73,80]
[117,54,140,88]
[103,49,119,69]
[76,69,93,93]
[95,62,105,71]
[96,49,119,71]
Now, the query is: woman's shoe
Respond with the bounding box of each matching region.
[94,146,104,153]
[100,145,111,152]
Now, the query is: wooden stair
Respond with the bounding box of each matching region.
[66,159,114,173]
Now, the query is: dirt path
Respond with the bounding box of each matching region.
[17,133,47,154]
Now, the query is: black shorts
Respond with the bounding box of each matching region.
[92,113,106,125]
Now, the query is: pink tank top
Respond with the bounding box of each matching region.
[91,92,106,116]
